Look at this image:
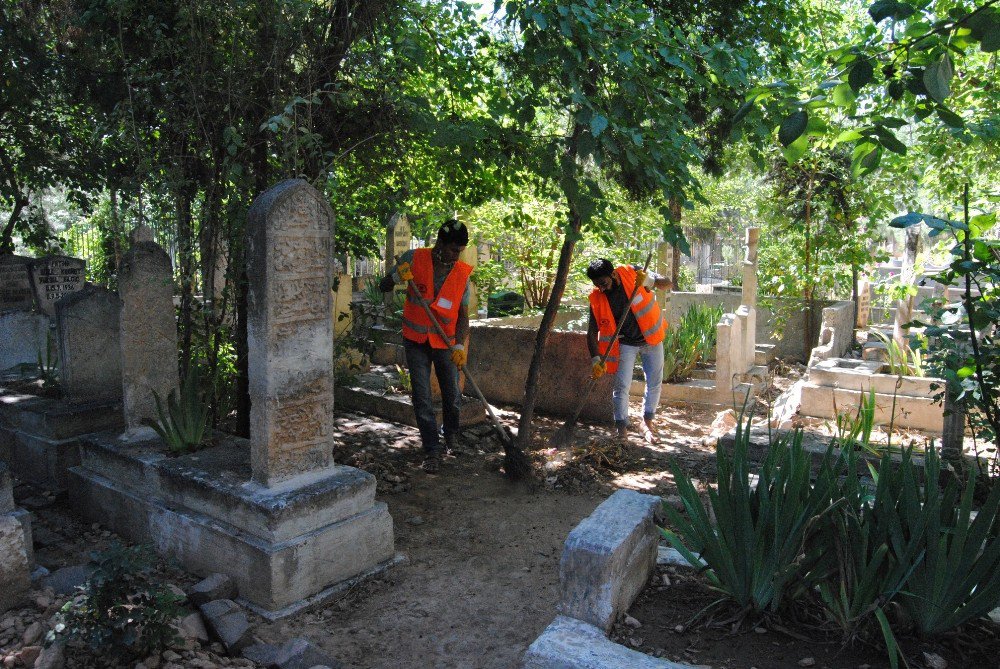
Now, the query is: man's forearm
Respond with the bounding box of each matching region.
[455,306,469,346]
[587,330,599,358]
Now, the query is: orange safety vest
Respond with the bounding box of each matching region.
[589,265,667,372]
[401,248,473,348]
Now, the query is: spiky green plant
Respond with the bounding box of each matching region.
[661,413,844,617]
[663,303,724,382]
[146,365,210,453]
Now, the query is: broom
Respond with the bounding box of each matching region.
[549,252,653,449]
[405,279,534,481]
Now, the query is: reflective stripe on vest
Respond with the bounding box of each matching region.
[401,248,472,349]
[588,265,667,373]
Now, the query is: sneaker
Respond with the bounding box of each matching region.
[422,451,442,474]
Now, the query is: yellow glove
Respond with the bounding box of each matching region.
[397,261,414,283]
[590,356,606,380]
[451,344,467,368]
[635,269,648,288]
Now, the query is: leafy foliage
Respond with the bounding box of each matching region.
[146,365,211,454]
[662,304,724,383]
[53,544,185,661]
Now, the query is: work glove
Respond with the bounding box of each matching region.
[396,261,414,283]
[590,356,606,380]
[635,269,648,288]
[451,344,467,368]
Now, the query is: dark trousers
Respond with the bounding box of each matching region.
[404,339,461,454]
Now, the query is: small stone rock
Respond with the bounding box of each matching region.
[177,612,209,642]
[164,583,187,604]
[753,626,766,634]
[673,625,684,633]
[623,615,641,629]
[162,650,182,662]
[923,652,947,669]
[199,600,253,656]
[241,642,281,666]
[209,643,226,655]
[2,655,14,669]
[18,646,41,666]
[22,621,43,645]
[406,516,424,526]
[798,658,815,667]
[42,566,93,596]
[188,575,238,608]
[34,641,65,669]
[272,638,341,669]
[134,663,148,669]
[144,654,162,669]
[33,594,52,610]
[661,574,671,587]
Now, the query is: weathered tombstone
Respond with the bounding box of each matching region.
[741,227,760,309]
[118,240,179,430]
[26,255,86,317]
[55,285,123,403]
[856,277,872,329]
[0,310,50,372]
[247,179,335,486]
[384,212,412,281]
[0,462,31,613]
[0,255,35,311]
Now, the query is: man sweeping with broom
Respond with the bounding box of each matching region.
[585,258,671,443]
[379,219,471,473]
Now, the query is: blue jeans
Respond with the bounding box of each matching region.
[404,340,461,454]
[612,341,664,424]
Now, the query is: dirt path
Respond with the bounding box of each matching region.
[251,405,719,669]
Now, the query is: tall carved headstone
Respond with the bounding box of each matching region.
[27,255,86,317]
[56,285,123,403]
[0,255,35,311]
[384,213,412,287]
[741,227,760,309]
[118,241,179,430]
[247,180,335,486]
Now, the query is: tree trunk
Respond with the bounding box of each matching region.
[668,196,682,288]
[516,124,584,448]
[515,209,582,448]
[177,188,195,379]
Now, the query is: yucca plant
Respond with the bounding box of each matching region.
[146,365,210,453]
[870,330,925,377]
[834,387,878,455]
[663,304,724,382]
[889,445,1000,637]
[662,413,843,618]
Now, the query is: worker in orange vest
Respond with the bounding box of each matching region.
[585,258,671,443]
[381,219,472,473]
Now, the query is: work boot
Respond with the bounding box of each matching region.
[642,417,660,444]
[422,450,442,474]
[614,420,628,440]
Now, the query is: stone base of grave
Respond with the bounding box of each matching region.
[800,358,944,433]
[0,387,124,491]
[68,429,396,615]
[335,385,487,428]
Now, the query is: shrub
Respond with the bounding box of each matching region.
[662,303,723,383]
[147,364,210,453]
[52,544,185,661]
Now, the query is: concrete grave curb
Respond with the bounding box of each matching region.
[523,489,703,669]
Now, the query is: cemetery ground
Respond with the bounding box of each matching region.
[2,400,725,669]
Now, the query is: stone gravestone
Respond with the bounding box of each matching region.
[55,285,123,403]
[247,179,335,486]
[118,240,179,430]
[384,213,411,291]
[856,277,872,328]
[27,255,86,317]
[0,255,35,311]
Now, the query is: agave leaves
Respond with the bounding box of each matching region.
[663,303,724,383]
[663,411,1000,664]
[146,365,210,454]
[662,416,845,615]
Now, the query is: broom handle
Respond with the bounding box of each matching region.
[405,278,508,437]
[565,252,654,426]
